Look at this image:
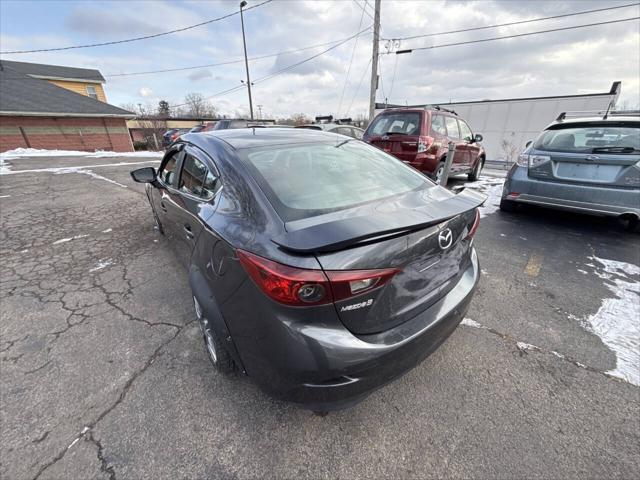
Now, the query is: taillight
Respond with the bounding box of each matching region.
[237,250,332,306]
[325,268,400,302]
[237,250,400,306]
[464,209,480,240]
[418,136,434,153]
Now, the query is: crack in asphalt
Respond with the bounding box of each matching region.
[30,321,194,480]
[87,431,117,480]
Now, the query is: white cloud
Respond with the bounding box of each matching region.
[139,87,153,97]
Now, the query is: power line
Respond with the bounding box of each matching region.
[105,36,355,78]
[395,16,640,54]
[170,26,372,110]
[384,2,639,42]
[0,0,273,54]
[337,1,367,116]
[345,56,372,116]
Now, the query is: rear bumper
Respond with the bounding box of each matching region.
[504,166,640,217]
[233,248,480,410]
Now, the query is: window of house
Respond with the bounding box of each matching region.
[86,85,98,100]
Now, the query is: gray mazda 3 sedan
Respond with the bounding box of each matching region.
[131,128,484,411]
[501,114,640,227]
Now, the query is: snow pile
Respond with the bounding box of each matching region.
[464,177,505,217]
[0,148,164,160]
[576,256,640,386]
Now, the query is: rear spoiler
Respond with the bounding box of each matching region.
[272,189,486,254]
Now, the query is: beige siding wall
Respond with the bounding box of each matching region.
[47,80,107,102]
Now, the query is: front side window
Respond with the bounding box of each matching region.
[352,128,364,139]
[458,121,473,142]
[86,85,98,100]
[534,123,640,153]
[444,117,460,139]
[159,152,180,187]
[368,112,421,136]
[241,141,430,221]
[179,154,216,198]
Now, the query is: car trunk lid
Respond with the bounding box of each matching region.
[368,133,420,163]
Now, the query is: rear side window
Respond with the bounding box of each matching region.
[241,141,429,221]
[179,154,217,198]
[368,112,421,136]
[444,117,460,139]
[431,115,447,135]
[534,123,640,153]
[159,152,180,187]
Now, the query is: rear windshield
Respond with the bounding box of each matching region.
[367,112,421,136]
[241,141,430,221]
[534,123,640,153]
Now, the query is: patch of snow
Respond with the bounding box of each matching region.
[518,236,527,241]
[52,234,89,245]
[463,176,504,218]
[53,168,128,188]
[551,350,565,360]
[0,148,163,160]
[574,256,640,386]
[516,341,540,352]
[461,318,484,328]
[577,269,588,275]
[0,160,159,176]
[500,233,506,237]
[101,228,113,233]
[0,194,10,199]
[90,259,113,272]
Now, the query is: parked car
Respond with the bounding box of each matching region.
[130,128,484,411]
[189,125,207,133]
[296,123,364,139]
[363,107,485,182]
[162,128,180,147]
[500,112,640,228]
[212,119,275,130]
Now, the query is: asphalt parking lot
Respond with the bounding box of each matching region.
[1,154,639,480]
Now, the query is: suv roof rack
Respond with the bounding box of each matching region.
[314,115,333,123]
[431,105,458,116]
[555,100,629,121]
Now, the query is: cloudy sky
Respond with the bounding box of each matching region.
[1,0,638,118]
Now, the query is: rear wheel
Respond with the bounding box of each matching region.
[499,197,518,213]
[468,157,483,181]
[434,162,446,184]
[194,296,235,373]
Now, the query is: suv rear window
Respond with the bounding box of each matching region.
[241,141,429,221]
[368,112,421,136]
[534,123,640,153]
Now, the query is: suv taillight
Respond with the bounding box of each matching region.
[418,136,434,153]
[237,250,399,306]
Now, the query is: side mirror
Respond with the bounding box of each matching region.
[130,167,157,184]
[473,133,483,143]
[525,140,532,148]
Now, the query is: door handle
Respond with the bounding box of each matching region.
[184,224,194,240]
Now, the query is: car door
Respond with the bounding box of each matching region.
[444,116,465,172]
[457,119,476,170]
[169,146,221,268]
[150,149,184,245]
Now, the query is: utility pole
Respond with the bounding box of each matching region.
[239,1,254,120]
[368,0,381,122]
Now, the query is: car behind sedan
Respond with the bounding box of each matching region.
[131,128,484,411]
[501,114,640,228]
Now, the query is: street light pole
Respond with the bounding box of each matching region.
[239,1,254,120]
[368,0,381,122]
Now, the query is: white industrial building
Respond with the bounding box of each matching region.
[376,81,621,162]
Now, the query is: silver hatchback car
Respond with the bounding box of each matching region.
[500,113,640,227]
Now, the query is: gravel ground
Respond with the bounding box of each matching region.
[1,155,638,480]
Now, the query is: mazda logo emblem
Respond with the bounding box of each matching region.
[438,228,453,250]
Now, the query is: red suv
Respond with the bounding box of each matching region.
[363,107,485,182]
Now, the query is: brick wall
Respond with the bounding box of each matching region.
[0,116,133,152]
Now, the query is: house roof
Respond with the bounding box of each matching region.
[0,59,105,83]
[0,66,133,118]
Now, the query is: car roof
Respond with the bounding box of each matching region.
[547,116,640,129]
[182,127,344,150]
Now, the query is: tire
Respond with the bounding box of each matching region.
[468,157,483,181]
[194,296,235,373]
[499,197,518,213]
[625,216,640,233]
[434,162,446,184]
